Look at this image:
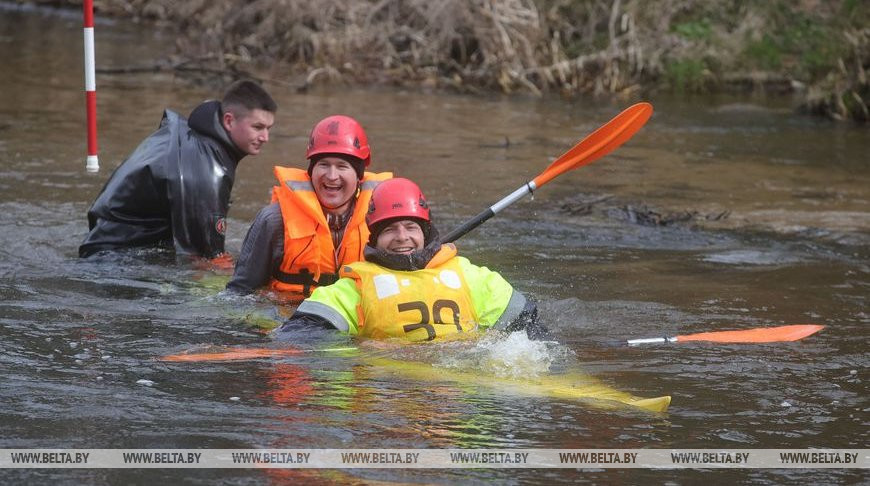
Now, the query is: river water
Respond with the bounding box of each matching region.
[1,4,867,484]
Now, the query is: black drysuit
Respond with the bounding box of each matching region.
[79,100,244,258]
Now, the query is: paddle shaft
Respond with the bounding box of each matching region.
[627,337,678,346]
[441,182,536,243]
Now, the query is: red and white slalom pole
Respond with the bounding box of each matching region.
[83,0,99,172]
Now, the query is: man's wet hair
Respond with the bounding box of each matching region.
[222,80,277,115]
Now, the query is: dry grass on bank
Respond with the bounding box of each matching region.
[82,0,686,97]
[22,0,870,121]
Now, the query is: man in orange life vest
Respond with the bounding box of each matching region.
[274,178,543,341]
[226,115,392,301]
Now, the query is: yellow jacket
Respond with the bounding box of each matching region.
[295,245,527,341]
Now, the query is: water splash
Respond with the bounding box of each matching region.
[436,331,571,379]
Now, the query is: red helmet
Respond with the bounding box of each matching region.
[367,178,430,228]
[306,115,371,166]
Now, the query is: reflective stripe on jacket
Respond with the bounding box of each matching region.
[269,166,392,298]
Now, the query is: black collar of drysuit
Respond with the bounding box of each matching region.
[187,100,246,163]
[362,225,443,271]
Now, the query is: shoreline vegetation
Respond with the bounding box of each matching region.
[24,0,870,122]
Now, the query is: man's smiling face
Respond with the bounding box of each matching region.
[310,156,360,214]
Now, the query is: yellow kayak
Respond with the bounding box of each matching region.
[162,347,670,413]
[363,357,670,413]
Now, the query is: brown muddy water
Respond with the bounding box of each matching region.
[0,4,867,485]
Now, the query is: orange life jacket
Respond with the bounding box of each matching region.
[269,166,392,299]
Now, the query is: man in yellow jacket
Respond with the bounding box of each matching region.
[226,115,391,301]
[275,178,542,341]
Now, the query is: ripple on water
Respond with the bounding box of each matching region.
[702,249,804,265]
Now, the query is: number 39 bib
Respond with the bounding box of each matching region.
[342,257,479,341]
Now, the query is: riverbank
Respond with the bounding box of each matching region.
[16,0,870,122]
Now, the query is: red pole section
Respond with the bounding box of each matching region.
[83,0,99,172]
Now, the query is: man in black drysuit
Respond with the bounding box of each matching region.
[78,80,277,261]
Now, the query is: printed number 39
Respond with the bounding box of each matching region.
[398,300,461,340]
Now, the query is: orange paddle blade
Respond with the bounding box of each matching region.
[533,102,653,188]
[160,348,302,362]
[676,324,825,343]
